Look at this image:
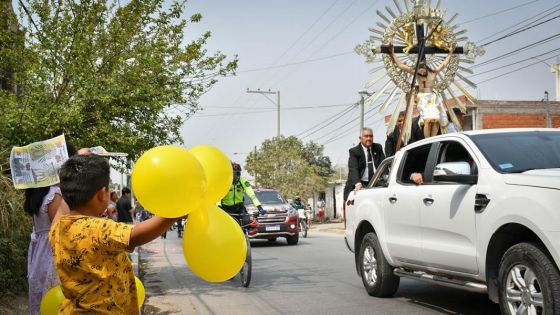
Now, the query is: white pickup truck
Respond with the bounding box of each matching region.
[344,129,560,314]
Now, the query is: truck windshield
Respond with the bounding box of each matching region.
[244,191,286,205]
[470,131,560,173]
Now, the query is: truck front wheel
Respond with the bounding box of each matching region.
[358,232,399,297]
[498,242,560,315]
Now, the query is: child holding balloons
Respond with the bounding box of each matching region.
[49,154,177,314]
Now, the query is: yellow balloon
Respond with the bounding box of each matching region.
[188,145,233,205]
[183,205,247,282]
[132,146,207,218]
[135,276,145,307]
[40,285,63,315]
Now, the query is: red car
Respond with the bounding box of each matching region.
[244,188,300,245]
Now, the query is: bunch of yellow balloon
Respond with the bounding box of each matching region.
[40,277,146,314]
[183,145,247,282]
[131,144,247,282]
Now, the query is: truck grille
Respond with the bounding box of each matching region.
[257,215,287,224]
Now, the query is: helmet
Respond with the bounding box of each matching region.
[232,162,242,176]
[294,196,301,202]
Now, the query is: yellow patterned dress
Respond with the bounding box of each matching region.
[49,215,137,314]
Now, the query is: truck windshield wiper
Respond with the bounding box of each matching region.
[509,168,539,173]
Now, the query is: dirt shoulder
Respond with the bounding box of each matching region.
[0,294,28,314]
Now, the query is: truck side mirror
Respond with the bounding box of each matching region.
[433,162,478,185]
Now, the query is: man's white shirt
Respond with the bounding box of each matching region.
[360,144,375,183]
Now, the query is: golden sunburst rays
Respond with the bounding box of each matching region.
[376,10,392,25]
[368,65,386,75]
[366,73,389,89]
[402,94,416,145]
[386,92,407,136]
[379,86,400,113]
[441,93,463,131]
[365,79,393,106]
[403,0,411,13]
[455,72,477,88]
[355,0,483,138]
[453,81,477,104]
[393,0,404,15]
[385,6,398,19]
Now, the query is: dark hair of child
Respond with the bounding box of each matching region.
[59,155,110,210]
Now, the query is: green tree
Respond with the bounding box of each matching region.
[0,0,236,296]
[245,136,333,198]
[0,0,237,165]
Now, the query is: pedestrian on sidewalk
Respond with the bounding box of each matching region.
[23,142,77,315]
[116,187,135,224]
[50,155,178,314]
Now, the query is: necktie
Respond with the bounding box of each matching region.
[367,149,374,181]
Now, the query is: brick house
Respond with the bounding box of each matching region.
[470,100,560,129]
[384,97,560,131]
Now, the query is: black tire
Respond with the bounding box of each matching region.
[300,220,308,238]
[498,242,560,315]
[358,232,399,297]
[287,234,299,245]
[240,236,252,287]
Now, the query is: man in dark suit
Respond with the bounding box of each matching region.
[344,127,385,200]
[385,113,425,157]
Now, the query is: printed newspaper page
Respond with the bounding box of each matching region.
[10,135,68,189]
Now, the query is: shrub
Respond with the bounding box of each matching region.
[0,153,31,295]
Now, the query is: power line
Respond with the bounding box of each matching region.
[476,3,560,44]
[313,105,362,143]
[476,52,560,85]
[239,51,354,73]
[191,109,276,118]
[299,104,358,139]
[203,0,342,135]
[295,103,356,137]
[472,47,560,77]
[316,99,388,145]
[480,14,560,47]
[269,0,378,88]
[459,0,541,25]
[195,102,356,118]
[473,32,560,68]
[322,108,387,145]
[262,0,361,87]
[271,0,341,63]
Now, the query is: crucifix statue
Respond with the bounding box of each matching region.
[355,0,485,152]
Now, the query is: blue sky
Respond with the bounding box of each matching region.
[176,0,560,174]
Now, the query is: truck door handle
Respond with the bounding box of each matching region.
[389,197,397,204]
[423,198,434,206]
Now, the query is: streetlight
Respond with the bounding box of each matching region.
[358,90,374,133]
[247,88,281,137]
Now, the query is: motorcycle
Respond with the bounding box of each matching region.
[298,208,308,238]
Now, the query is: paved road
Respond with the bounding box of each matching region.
[140,230,499,315]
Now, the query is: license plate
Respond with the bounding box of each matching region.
[265,225,281,231]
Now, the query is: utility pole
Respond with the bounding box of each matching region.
[552,64,560,102]
[543,91,552,128]
[247,88,281,137]
[358,90,373,134]
[253,145,258,187]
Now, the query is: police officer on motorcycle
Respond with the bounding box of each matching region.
[219,162,266,223]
